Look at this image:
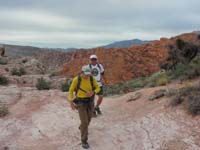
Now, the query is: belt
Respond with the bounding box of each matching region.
[73,97,91,104]
[76,97,91,100]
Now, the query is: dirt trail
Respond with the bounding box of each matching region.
[0,83,200,150]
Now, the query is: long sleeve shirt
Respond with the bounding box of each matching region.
[68,75,100,102]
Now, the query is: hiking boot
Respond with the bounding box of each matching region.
[95,106,102,115]
[82,141,90,149]
[92,111,97,118]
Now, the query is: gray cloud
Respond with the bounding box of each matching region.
[0,0,200,48]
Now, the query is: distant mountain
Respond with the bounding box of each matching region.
[0,44,78,58]
[0,44,42,58]
[101,39,151,48]
[193,31,200,34]
[43,47,77,52]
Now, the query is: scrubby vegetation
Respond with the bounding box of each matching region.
[104,71,170,96]
[0,104,9,117]
[36,78,51,90]
[61,79,72,92]
[105,37,200,96]
[170,83,200,115]
[0,58,7,65]
[11,67,26,76]
[49,71,60,77]
[0,75,9,85]
[61,82,70,92]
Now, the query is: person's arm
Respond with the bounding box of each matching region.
[68,77,78,110]
[100,64,108,85]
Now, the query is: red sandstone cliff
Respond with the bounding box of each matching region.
[62,33,199,84]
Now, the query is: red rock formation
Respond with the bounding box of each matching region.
[62,33,199,84]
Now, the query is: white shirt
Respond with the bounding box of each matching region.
[89,64,104,87]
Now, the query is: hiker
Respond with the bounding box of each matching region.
[88,54,107,117]
[68,65,100,149]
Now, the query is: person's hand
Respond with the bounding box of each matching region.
[70,102,76,110]
[87,91,94,97]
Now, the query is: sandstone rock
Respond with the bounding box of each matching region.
[148,89,166,101]
[62,33,198,85]
[127,92,142,102]
[0,85,22,105]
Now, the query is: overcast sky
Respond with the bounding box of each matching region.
[0,0,200,48]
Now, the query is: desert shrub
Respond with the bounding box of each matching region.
[167,63,189,80]
[104,82,126,96]
[127,77,147,89]
[49,71,60,77]
[188,94,200,115]
[0,58,7,65]
[0,75,9,85]
[61,82,70,92]
[5,68,9,72]
[11,67,26,76]
[36,78,51,90]
[162,38,200,70]
[165,88,178,97]
[170,83,200,115]
[22,58,28,63]
[11,68,18,75]
[0,104,9,117]
[104,71,171,96]
[165,56,200,81]
[156,74,169,86]
[19,67,26,75]
[145,71,170,87]
[171,93,185,106]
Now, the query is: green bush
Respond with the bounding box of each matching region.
[128,77,147,89]
[170,83,200,115]
[0,58,7,65]
[104,82,126,96]
[171,93,184,106]
[156,73,169,86]
[188,94,200,115]
[22,58,28,63]
[166,56,200,81]
[49,71,60,78]
[36,78,51,90]
[0,104,9,117]
[11,67,26,76]
[0,75,9,85]
[61,82,70,92]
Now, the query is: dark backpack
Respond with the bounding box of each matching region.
[75,74,95,96]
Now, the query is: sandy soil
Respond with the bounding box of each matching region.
[0,82,200,150]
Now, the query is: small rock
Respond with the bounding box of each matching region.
[127,92,142,102]
[148,89,166,101]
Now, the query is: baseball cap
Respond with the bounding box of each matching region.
[90,54,98,59]
[82,65,91,75]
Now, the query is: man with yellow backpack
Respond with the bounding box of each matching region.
[68,65,100,149]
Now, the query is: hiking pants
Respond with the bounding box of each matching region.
[77,100,93,143]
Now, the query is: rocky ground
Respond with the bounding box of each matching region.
[0,80,200,150]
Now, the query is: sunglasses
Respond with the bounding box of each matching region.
[91,58,97,61]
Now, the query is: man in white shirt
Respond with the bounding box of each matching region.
[88,54,107,116]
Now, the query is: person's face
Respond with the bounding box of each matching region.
[91,58,97,65]
[82,73,90,79]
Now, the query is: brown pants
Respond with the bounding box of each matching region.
[77,101,93,143]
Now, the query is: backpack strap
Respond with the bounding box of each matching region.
[75,75,81,96]
[89,63,102,72]
[90,76,95,91]
[97,63,102,72]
